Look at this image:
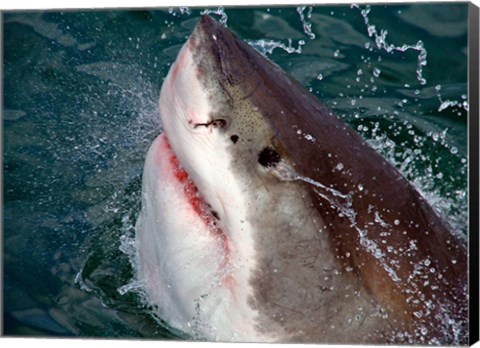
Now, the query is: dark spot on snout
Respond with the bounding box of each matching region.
[258,147,281,168]
[230,135,239,144]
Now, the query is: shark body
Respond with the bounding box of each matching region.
[135,15,468,344]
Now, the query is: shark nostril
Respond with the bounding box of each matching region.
[258,147,281,168]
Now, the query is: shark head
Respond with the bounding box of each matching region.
[137,15,468,344]
[154,17,305,340]
[158,15,286,235]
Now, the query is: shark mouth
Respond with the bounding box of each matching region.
[157,133,231,270]
[138,130,260,341]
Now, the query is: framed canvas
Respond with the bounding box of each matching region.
[2,1,479,346]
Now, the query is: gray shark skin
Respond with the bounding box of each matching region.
[136,15,468,345]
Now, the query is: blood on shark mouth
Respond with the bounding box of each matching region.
[162,134,231,261]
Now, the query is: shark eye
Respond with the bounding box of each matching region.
[211,119,227,128]
[190,118,227,129]
[258,147,281,168]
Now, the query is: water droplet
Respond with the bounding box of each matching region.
[333,49,340,57]
[450,147,458,154]
[414,311,423,318]
[336,163,344,171]
[317,73,323,80]
[373,68,381,77]
[394,219,400,225]
[358,184,364,191]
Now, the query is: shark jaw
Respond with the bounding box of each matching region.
[135,15,468,345]
[136,132,265,341]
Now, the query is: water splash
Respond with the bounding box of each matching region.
[117,280,144,296]
[269,160,401,283]
[296,6,315,40]
[366,130,467,239]
[168,7,191,17]
[295,128,317,142]
[435,85,469,112]
[201,7,228,27]
[74,269,93,292]
[352,4,428,86]
[247,38,305,55]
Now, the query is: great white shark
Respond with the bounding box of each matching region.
[135,15,468,344]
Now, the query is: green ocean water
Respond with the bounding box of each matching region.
[2,4,468,339]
